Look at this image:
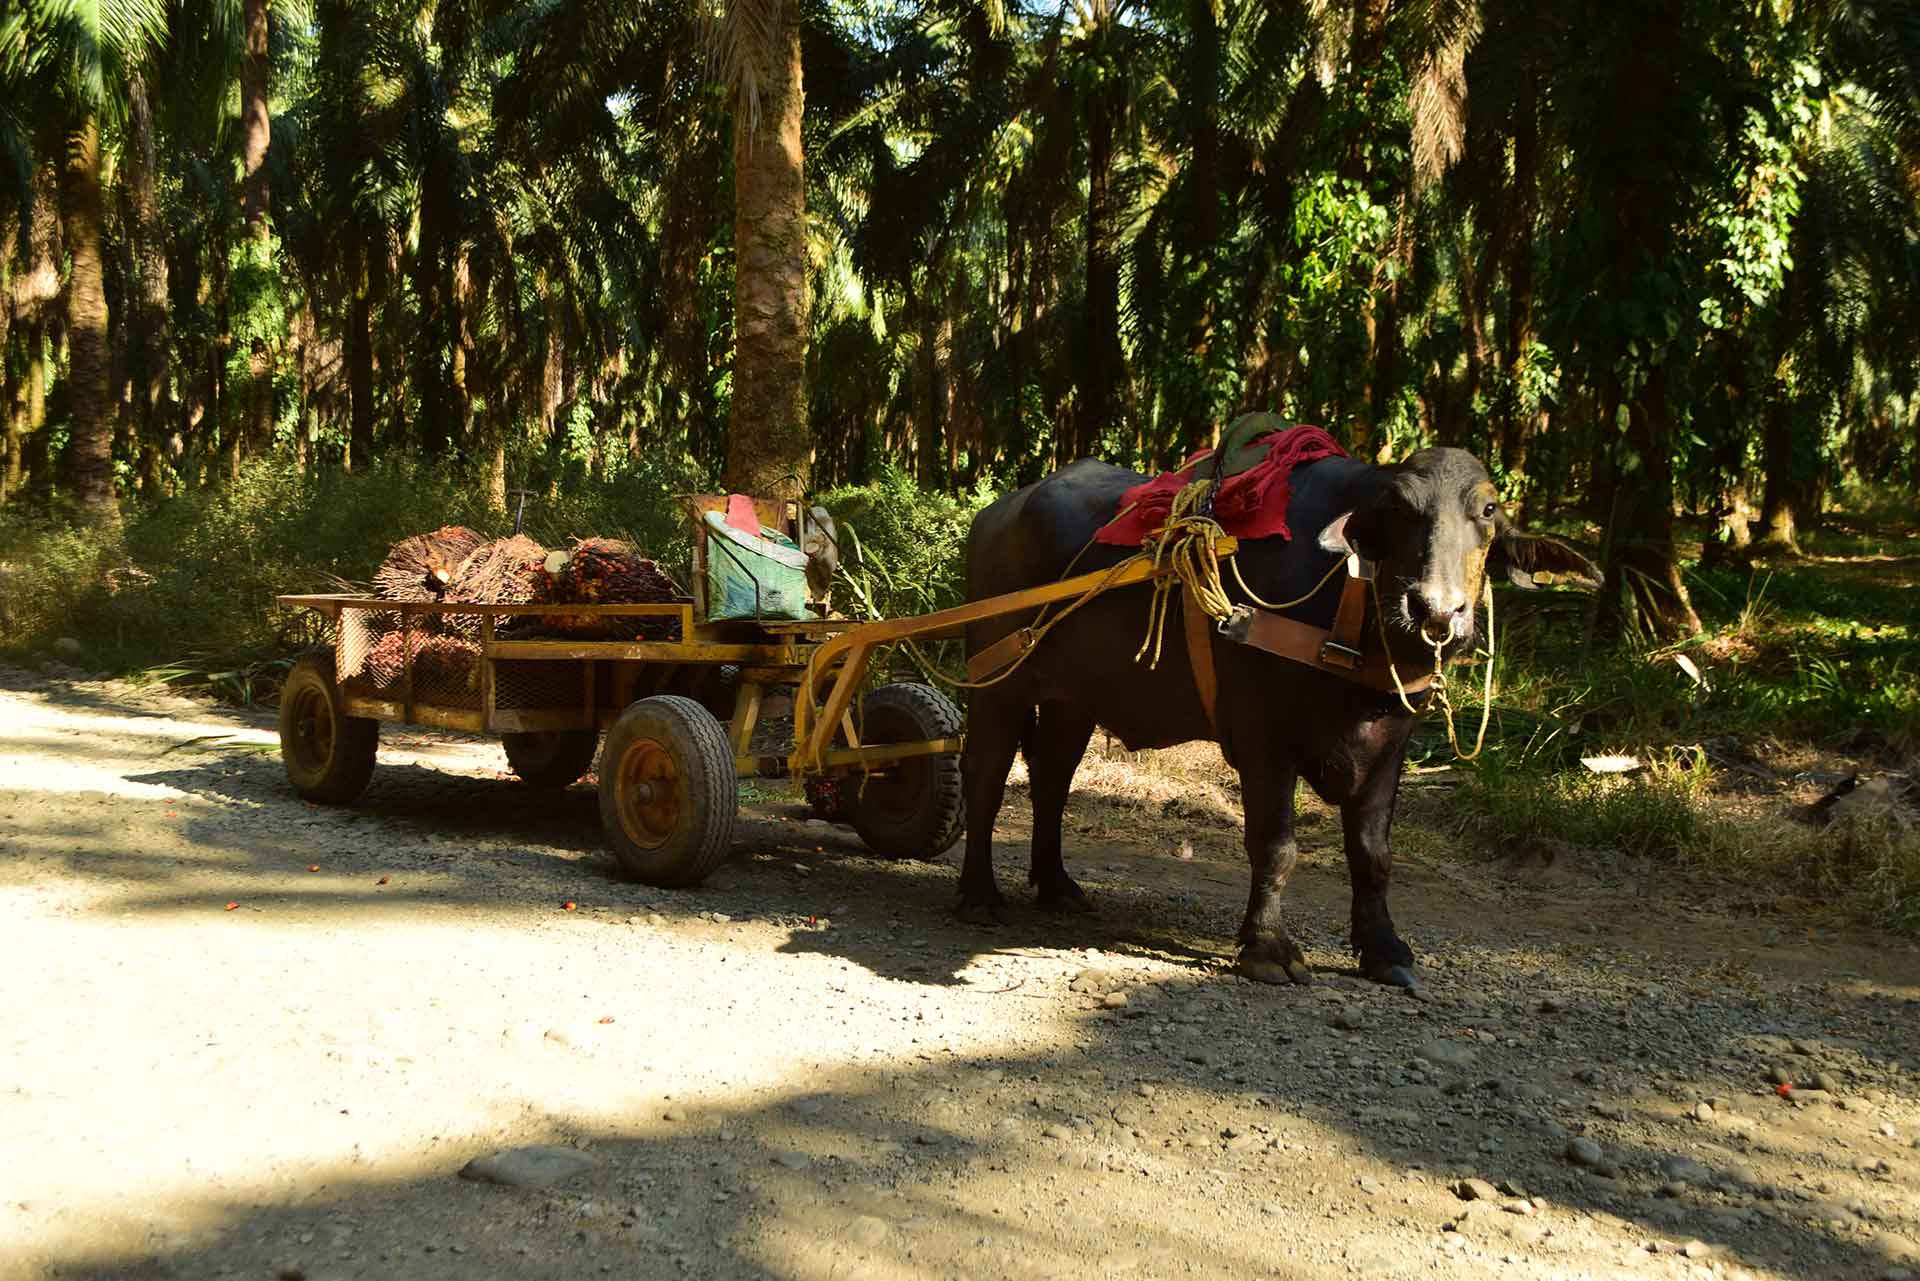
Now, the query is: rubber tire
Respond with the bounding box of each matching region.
[598,695,737,887]
[844,682,965,859]
[503,729,600,789]
[278,653,379,804]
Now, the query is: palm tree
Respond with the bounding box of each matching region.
[710,0,812,502]
[21,1,169,529]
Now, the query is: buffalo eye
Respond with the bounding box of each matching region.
[1481,502,1497,519]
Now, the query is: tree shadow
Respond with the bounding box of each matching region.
[33,999,1920,1281]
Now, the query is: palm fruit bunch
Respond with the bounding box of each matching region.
[541,538,684,640]
[362,630,482,696]
[372,525,484,603]
[443,534,553,637]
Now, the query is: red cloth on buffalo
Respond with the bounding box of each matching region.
[1093,425,1348,546]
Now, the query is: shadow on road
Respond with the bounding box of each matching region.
[5,667,1919,1281]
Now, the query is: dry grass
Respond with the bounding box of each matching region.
[1043,739,1245,823]
[1012,730,1920,937]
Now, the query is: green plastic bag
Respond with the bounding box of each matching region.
[702,510,812,621]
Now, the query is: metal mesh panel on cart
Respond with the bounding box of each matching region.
[336,606,380,688]
[494,660,586,711]
[336,607,482,709]
[495,660,583,710]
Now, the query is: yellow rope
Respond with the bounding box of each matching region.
[1374,573,1496,759]
[898,548,1154,690]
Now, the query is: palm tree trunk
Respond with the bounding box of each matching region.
[241,0,276,460]
[8,177,63,505]
[722,0,811,503]
[241,0,272,237]
[913,291,938,485]
[1187,0,1220,249]
[60,117,121,531]
[347,252,375,469]
[1077,52,1126,464]
[127,73,173,497]
[1498,75,1540,489]
[1756,298,1805,554]
[1444,248,1487,448]
[1596,363,1700,641]
[1346,0,1394,461]
[1757,390,1802,554]
[660,61,719,444]
[5,321,49,503]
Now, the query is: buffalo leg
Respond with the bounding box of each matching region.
[1235,756,1312,985]
[1023,701,1096,913]
[1341,745,1417,987]
[957,696,1030,925]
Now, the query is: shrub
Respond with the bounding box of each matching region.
[819,467,994,620]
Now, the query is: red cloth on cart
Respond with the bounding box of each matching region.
[1093,424,1348,546]
[724,493,760,536]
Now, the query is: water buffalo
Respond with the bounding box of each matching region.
[959,442,1597,987]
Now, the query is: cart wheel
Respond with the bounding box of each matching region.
[598,695,737,887]
[503,730,600,789]
[278,653,379,804]
[845,683,964,859]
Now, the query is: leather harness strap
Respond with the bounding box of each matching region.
[966,556,1432,714]
[1219,586,1434,697]
[1323,559,1372,670]
[1181,589,1220,734]
[965,626,1034,684]
[1182,564,1431,743]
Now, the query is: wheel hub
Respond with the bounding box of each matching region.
[614,740,679,849]
[294,690,333,765]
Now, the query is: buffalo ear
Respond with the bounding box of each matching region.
[1492,516,1601,590]
[1316,505,1387,561]
[1316,512,1356,556]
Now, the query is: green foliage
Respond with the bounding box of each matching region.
[1451,750,1708,863]
[1445,745,1920,933]
[819,466,995,621]
[0,455,705,688]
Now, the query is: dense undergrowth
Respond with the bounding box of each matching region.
[0,465,1913,931]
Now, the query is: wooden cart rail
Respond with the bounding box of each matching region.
[275,593,823,743]
[279,529,1232,778]
[277,594,696,618]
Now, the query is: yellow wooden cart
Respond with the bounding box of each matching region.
[277,494,1222,888]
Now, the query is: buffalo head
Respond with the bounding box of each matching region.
[1316,447,1598,656]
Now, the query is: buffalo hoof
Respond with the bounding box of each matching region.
[956,895,1009,927]
[1359,956,1419,990]
[1237,952,1313,986]
[1035,880,1094,915]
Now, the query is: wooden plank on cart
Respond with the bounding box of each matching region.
[485,639,803,664]
[754,620,863,636]
[275,594,346,616]
[342,697,488,734]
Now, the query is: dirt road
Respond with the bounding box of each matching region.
[1,663,1916,1281]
